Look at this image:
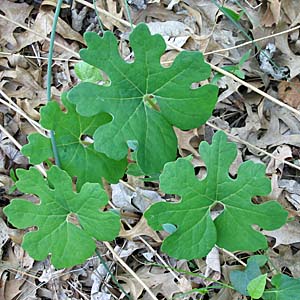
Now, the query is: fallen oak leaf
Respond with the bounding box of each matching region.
[4,166,120,268]
[119,216,161,242]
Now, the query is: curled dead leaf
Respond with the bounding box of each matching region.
[119,217,162,243]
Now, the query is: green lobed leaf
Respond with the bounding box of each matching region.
[144,131,288,259]
[22,94,127,189]
[247,274,267,299]
[248,255,268,267]
[262,274,300,300]
[3,166,120,268]
[221,6,241,21]
[230,260,262,296]
[68,23,218,174]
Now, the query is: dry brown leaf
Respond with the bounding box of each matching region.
[275,28,300,79]
[1,65,44,98]
[174,127,200,157]
[266,145,292,175]
[2,275,25,300]
[114,240,146,259]
[96,0,124,31]
[269,173,284,199]
[269,246,300,277]
[119,216,162,243]
[279,179,300,210]
[41,0,70,9]
[204,247,221,283]
[263,221,300,247]
[217,77,242,103]
[132,3,181,25]
[0,244,35,300]
[0,0,33,49]
[112,183,162,213]
[14,9,84,52]
[0,218,9,257]
[281,0,299,23]
[261,0,282,27]
[147,21,194,49]
[239,103,300,149]
[278,78,300,109]
[118,266,191,299]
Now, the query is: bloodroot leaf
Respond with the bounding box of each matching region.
[144,131,288,260]
[3,166,120,268]
[22,94,127,189]
[68,23,218,174]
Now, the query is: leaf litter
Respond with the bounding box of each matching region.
[2,0,300,299]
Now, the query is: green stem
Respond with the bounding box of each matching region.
[124,0,133,31]
[93,0,104,32]
[47,1,63,167]
[211,0,280,70]
[95,249,132,299]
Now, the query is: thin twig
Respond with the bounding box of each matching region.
[206,121,300,172]
[75,0,133,29]
[0,15,79,58]
[208,63,300,117]
[219,248,246,266]
[104,242,159,300]
[204,24,300,55]
[46,0,63,167]
[0,95,46,136]
[0,51,80,62]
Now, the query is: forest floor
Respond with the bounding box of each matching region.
[1,0,300,299]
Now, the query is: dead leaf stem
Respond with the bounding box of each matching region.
[104,241,159,300]
[207,121,300,172]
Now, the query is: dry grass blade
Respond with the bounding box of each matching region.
[75,0,133,29]
[0,124,47,176]
[206,121,300,172]
[104,241,159,300]
[208,64,300,117]
[0,14,79,58]
[204,24,300,55]
[0,51,80,62]
[0,91,46,136]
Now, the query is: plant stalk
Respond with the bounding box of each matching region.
[47,1,63,167]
